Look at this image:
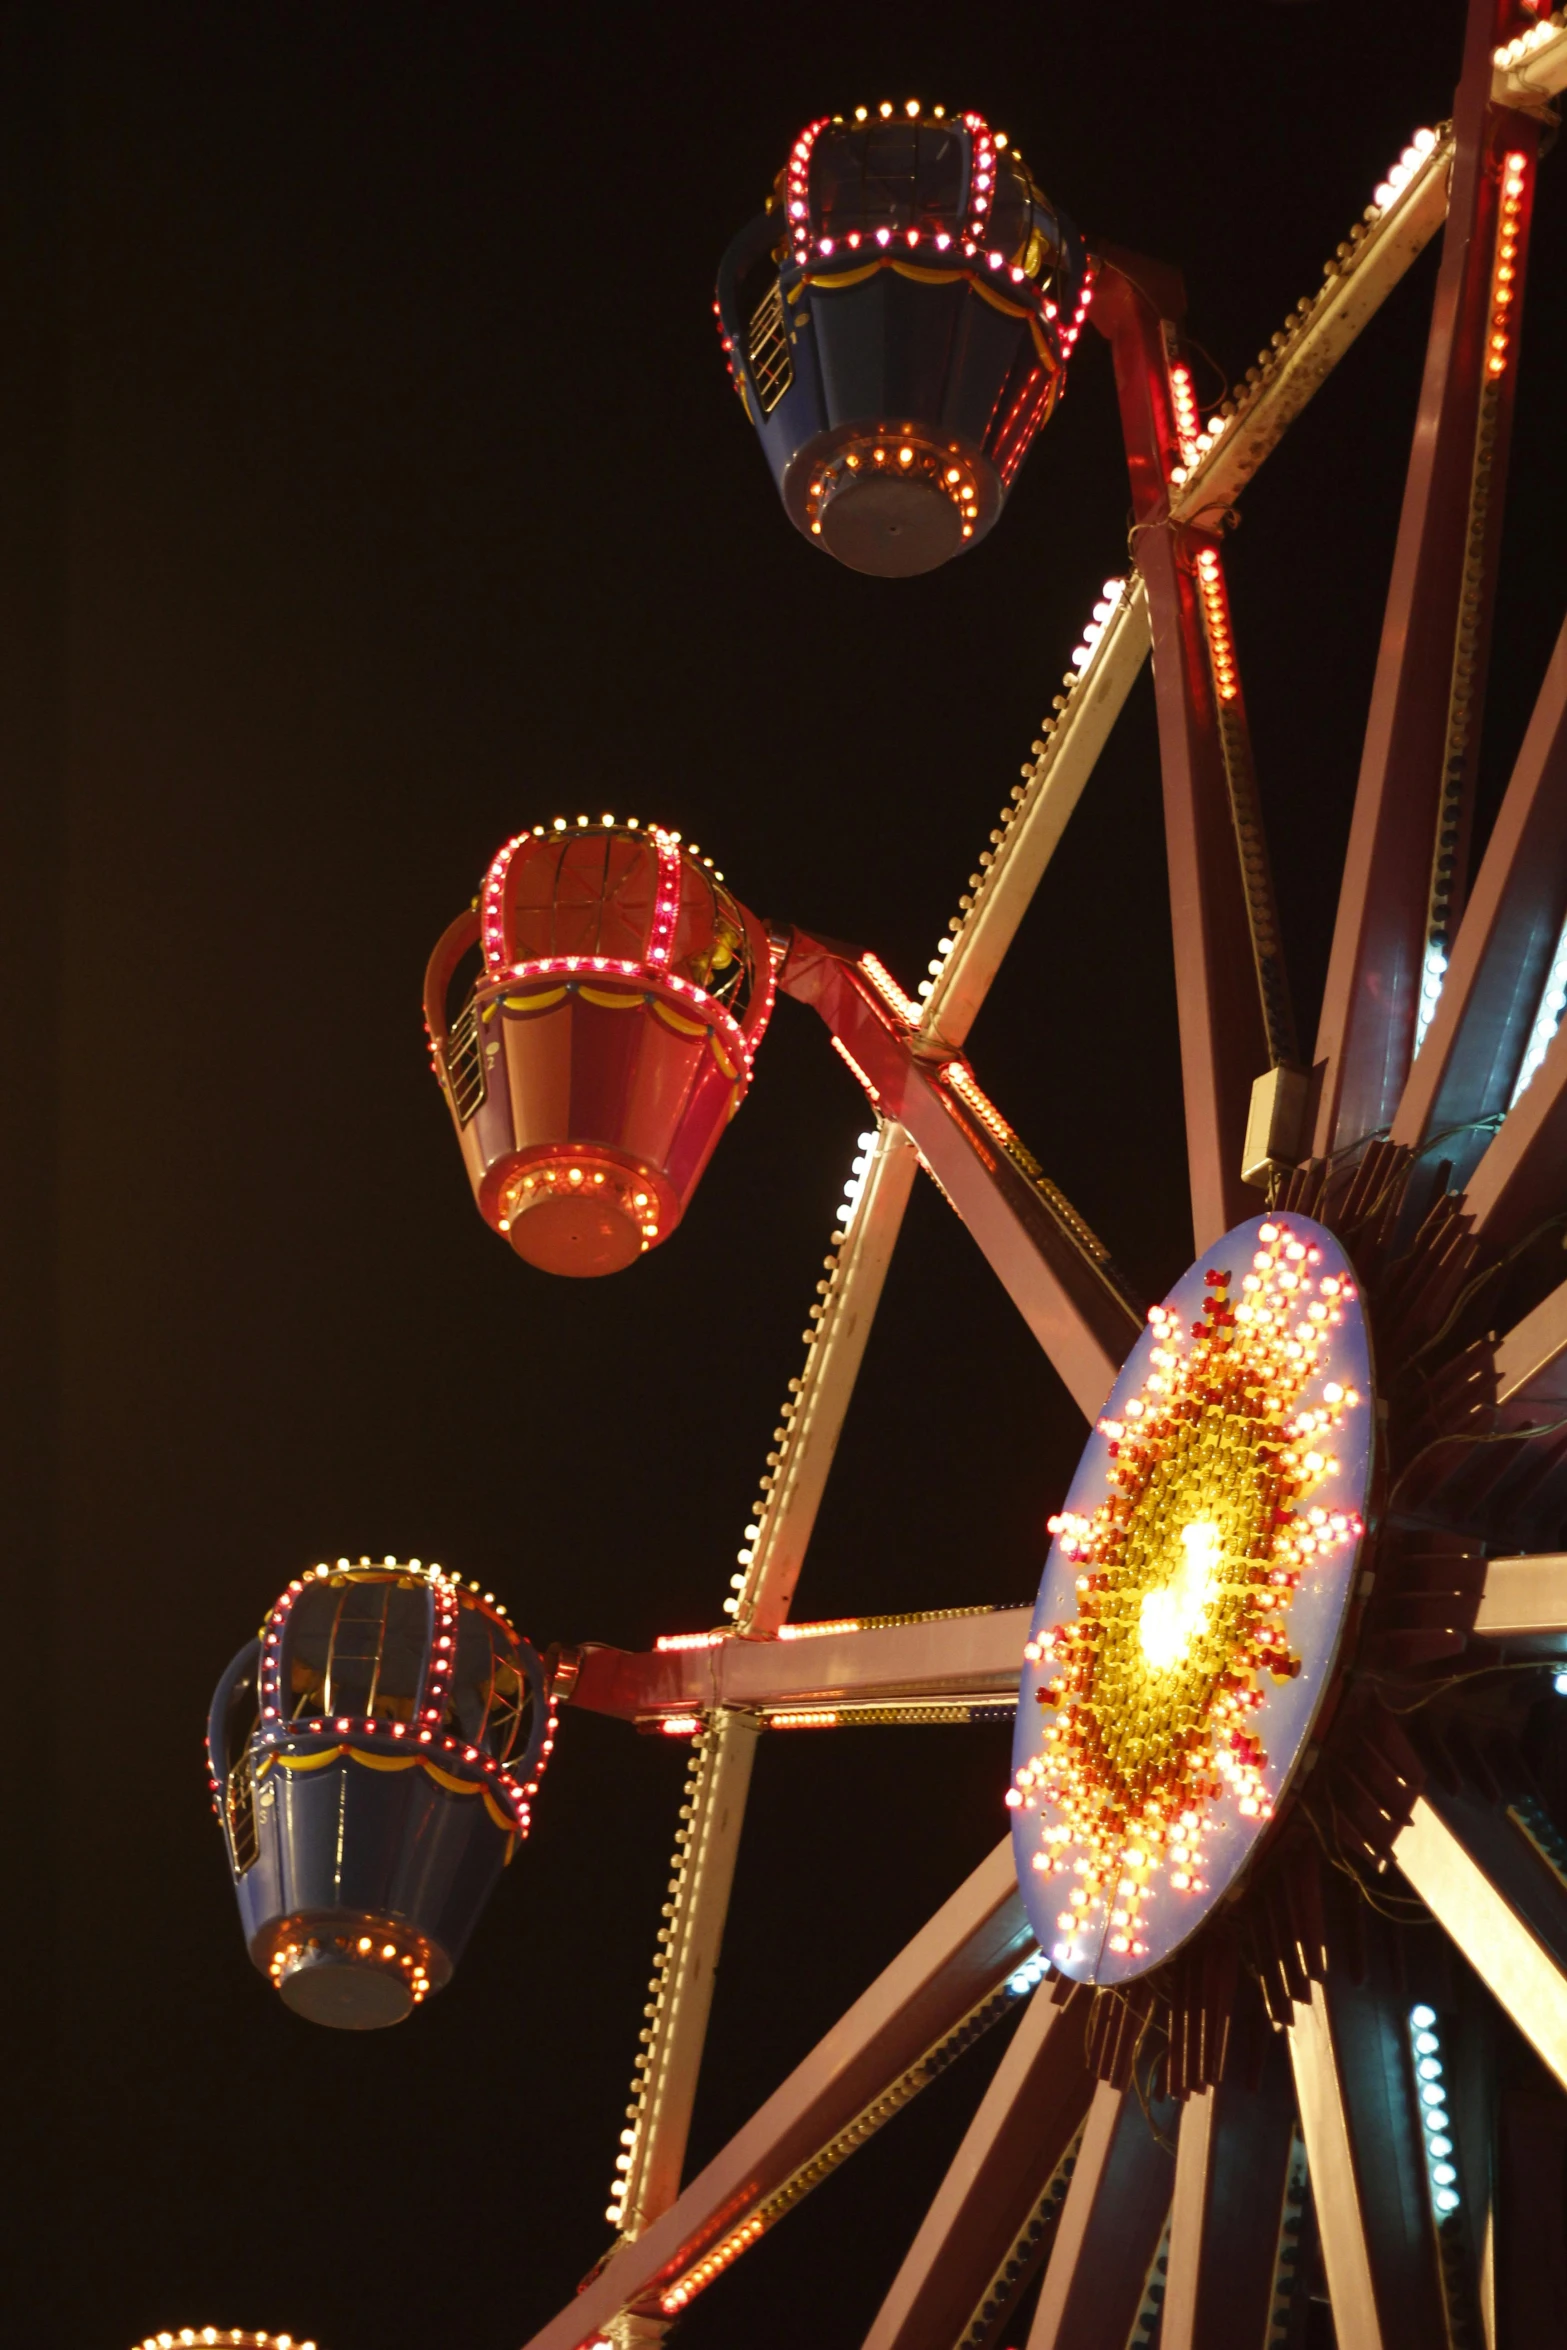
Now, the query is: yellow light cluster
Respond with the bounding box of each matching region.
[808,443,981,543]
[1011,1222,1363,1961]
[498,1161,660,1249]
[831,1034,882,1102]
[268,1935,429,2004]
[134,2334,315,2349]
[528,811,725,882]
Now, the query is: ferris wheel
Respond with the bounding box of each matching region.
[197,7,1567,2350]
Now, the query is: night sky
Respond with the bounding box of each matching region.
[6,4,1565,2345]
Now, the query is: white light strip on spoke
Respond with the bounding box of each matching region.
[1510,916,1567,1104]
[1494,11,1567,101]
[1414,943,1449,1058]
[1407,2004,1461,2219]
[1171,124,1451,523]
[919,575,1147,1047]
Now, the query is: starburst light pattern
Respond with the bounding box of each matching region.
[1010,1216,1373,1984]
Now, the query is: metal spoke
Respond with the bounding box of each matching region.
[569,1607,1030,1725]
[737,1119,919,1636]
[920,581,1151,1050]
[610,1708,761,2237]
[862,1985,1093,2350]
[1094,257,1286,1252]
[1396,1781,1567,2094]
[1391,611,1567,1178]
[1170,133,1453,527]
[1287,1920,1454,2349]
[1024,2076,1176,2350]
[1312,5,1541,1161]
[1162,2043,1298,2350]
[1471,1553,1567,1651]
[521,1840,1031,2350]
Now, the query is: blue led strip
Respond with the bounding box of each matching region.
[1408,2004,1461,2217]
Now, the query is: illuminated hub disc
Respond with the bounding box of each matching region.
[1010,1214,1374,1986]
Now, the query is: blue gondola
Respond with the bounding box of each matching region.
[207,1558,551,2029]
[716,102,1089,574]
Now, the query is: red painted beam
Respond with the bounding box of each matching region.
[1094,254,1281,1252]
[1313,0,1541,1160]
[566,1609,1032,1724]
[777,928,1143,1420]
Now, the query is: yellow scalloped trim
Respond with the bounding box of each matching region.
[270,1745,514,1822]
[579,986,644,1011]
[652,1001,710,1039]
[273,1746,346,1773]
[503,987,568,1012]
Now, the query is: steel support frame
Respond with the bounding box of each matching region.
[1313,0,1540,1161]
[777,928,1143,1420]
[1093,253,1283,1253]
[521,1840,1031,2350]
[542,36,1565,2334]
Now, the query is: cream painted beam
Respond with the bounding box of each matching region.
[1396,1783,1567,2093]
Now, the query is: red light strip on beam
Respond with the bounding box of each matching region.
[1194,547,1240,703]
[645,828,686,970]
[941,1058,1017,1146]
[831,1035,881,1102]
[660,2216,767,2312]
[1488,152,1529,380]
[1168,358,1201,467]
[860,951,921,1027]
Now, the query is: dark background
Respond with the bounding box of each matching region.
[3,2,1563,2344]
